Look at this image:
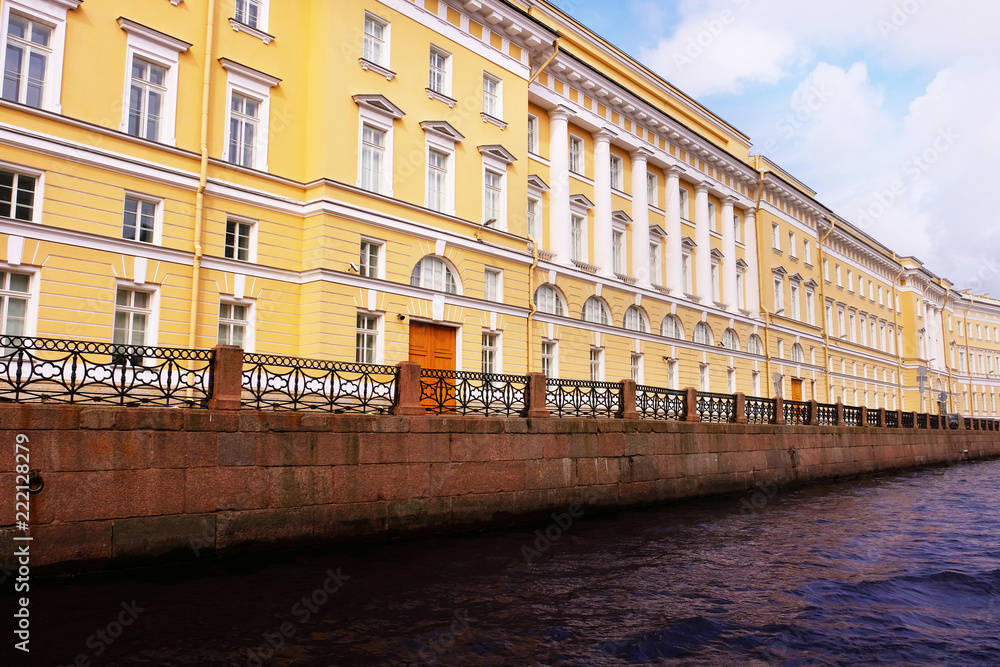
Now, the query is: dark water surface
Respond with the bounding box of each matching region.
[23,458,1000,666]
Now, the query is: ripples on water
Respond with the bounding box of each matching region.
[30,458,1000,666]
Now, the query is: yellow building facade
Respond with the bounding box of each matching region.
[0,0,997,416]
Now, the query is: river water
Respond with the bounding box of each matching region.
[27,458,1000,666]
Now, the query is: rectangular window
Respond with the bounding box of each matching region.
[482,332,498,374]
[610,155,623,190]
[571,215,584,262]
[838,307,845,338]
[612,230,624,274]
[122,196,156,243]
[113,288,151,347]
[0,271,30,336]
[225,218,253,261]
[359,240,381,279]
[711,262,721,303]
[850,311,857,342]
[569,135,584,175]
[356,313,379,364]
[790,283,800,321]
[428,47,449,95]
[363,14,388,66]
[823,258,829,281]
[482,73,501,118]
[708,202,717,232]
[541,341,556,379]
[649,242,661,285]
[752,371,760,396]
[788,232,796,257]
[234,0,263,28]
[682,252,692,294]
[737,270,746,310]
[360,124,386,193]
[668,359,679,390]
[878,285,884,306]
[772,223,780,250]
[218,302,248,348]
[427,149,448,212]
[647,173,657,207]
[868,281,874,301]
[700,363,709,391]
[774,277,784,312]
[803,239,811,264]
[589,348,603,382]
[836,264,842,287]
[527,198,538,240]
[631,353,643,384]
[2,13,51,108]
[484,268,501,302]
[728,368,736,394]
[826,303,833,332]
[527,114,538,154]
[679,188,689,220]
[806,290,815,325]
[0,169,37,221]
[847,270,854,292]
[483,169,502,223]
[228,92,259,168]
[127,58,166,141]
[733,213,742,243]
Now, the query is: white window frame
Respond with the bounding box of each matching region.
[790,282,800,321]
[708,201,717,232]
[788,231,796,258]
[806,289,815,325]
[582,297,609,325]
[218,298,255,351]
[681,250,692,294]
[427,44,451,97]
[668,359,679,390]
[541,340,558,379]
[0,265,38,337]
[534,285,565,317]
[836,264,842,287]
[803,239,811,264]
[526,196,540,242]
[362,12,389,68]
[122,193,163,245]
[647,172,658,208]
[774,277,784,313]
[527,113,539,154]
[649,240,662,285]
[700,363,710,391]
[355,310,384,364]
[234,0,268,32]
[224,216,257,263]
[847,270,854,293]
[118,18,189,147]
[609,154,623,191]
[357,106,394,195]
[483,167,504,228]
[733,212,742,243]
[482,330,501,374]
[569,134,584,175]
[612,229,624,275]
[113,284,159,349]
[426,146,451,214]
[221,59,279,172]
[679,188,689,220]
[772,223,780,250]
[737,268,746,310]
[631,353,644,384]
[571,214,586,263]
[359,238,383,279]
[0,161,43,223]
[1,0,78,113]
[482,71,502,120]
[711,259,721,303]
[484,267,502,303]
[727,367,736,394]
[589,347,604,382]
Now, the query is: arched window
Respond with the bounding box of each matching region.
[410,256,458,294]
[748,334,764,356]
[694,322,714,346]
[624,306,649,333]
[582,297,610,325]
[533,285,565,316]
[722,328,740,351]
[791,343,805,363]
[661,315,684,340]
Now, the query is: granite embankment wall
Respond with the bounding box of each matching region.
[3,403,999,573]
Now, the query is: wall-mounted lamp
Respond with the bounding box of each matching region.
[475,218,497,242]
[397,314,407,322]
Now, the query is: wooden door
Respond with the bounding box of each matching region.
[791,378,803,402]
[408,321,456,370]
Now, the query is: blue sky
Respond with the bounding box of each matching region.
[551,0,1000,296]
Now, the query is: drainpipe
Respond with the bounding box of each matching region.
[817,217,836,402]
[752,157,773,398]
[941,286,953,413]
[963,296,975,416]
[916,280,932,412]
[526,233,539,374]
[187,0,217,350]
[890,254,905,410]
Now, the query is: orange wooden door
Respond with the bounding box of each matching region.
[791,378,803,402]
[409,322,456,411]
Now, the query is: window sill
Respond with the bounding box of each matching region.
[571,259,600,274]
[426,88,457,108]
[481,112,508,130]
[229,18,274,44]
[359,58,396,81]
[614,272,636,285]
[772,249,783,255]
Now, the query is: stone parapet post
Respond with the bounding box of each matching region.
[207,345,244,411]
[393,362,425,416]
[876,408,886,427]
[684,388,700,422]
[835,401,845,426]
[523,373,551,419]
[808,400,819,426]
[860,406,868,427]
[620,380,639,419]
[774,396,786,425]
[734,392,747,424]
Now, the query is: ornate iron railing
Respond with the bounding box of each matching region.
[973,418,981,431]
[545,379,621,418]
[419,369,527,417]
[843,405,862,427]
[916,413,928,429]
[0,335,213,407]
[241,354,397,413]
[901,412,915,429]
[815,402,837,426]
[745,396,777,424]
[885,410,899,428]
[696,391,736,423]
[930,414,940,429]
[783,399,810,426]
[635,385,686,421]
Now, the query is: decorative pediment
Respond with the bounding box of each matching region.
[118,18,192,52]
[772,266,788,277]
[735,258,749,269]
[478,144,517,164]
[804,278,819,289]
[569,193,595,210]
[527,174,549,192]
[710,248,725,260]
[681,236,697,249]
[420,121,464,142]
[352,94,405,119]
[788,272,803,282]
[649,224,667,239]
[612,210,632,226]
[220,58,281,88]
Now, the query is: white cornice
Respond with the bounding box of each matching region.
[219,58,281,88]
[117,18,192,52]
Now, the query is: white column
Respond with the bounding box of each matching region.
[631,148,652,288]
[592,129,615,277]
[744,208,760,317]
[548,106,573,265]
[694,181,712,303]
[664,166,683,295]
[721,196,738,313]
